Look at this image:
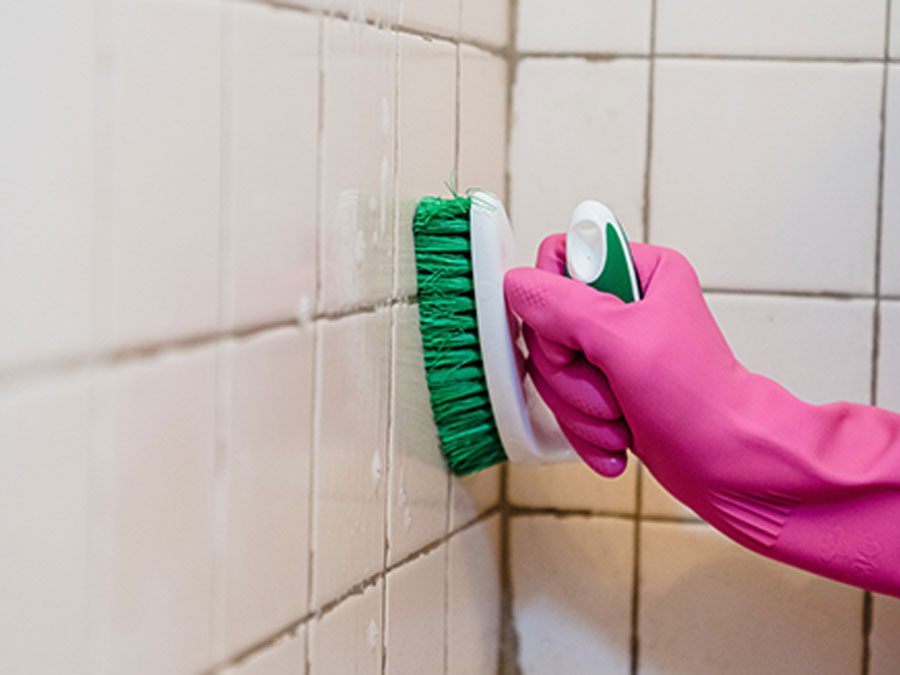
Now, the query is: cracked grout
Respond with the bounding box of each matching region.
[201,505,499,674]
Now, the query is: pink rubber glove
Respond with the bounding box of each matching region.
[505,234,900,597]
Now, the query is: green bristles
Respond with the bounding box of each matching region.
[412,194,507,475]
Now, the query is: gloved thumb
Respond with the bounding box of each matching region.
[504,266,633,368]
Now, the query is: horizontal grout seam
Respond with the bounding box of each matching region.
[237,0,509,58]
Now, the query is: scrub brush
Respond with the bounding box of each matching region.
[412,190,641,475]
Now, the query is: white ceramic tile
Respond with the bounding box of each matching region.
[223,630,306,675]
[385,546,446,674]
[871,593,900,675]
[891,8,900,59]
[510,58,649,266]
[313,310,391,604]
[0,2,93,371]
[450,464,501,530]
[640,466,699,520]
[320,19,396,312]
[91,348,216,675]
[460,0,508,48]
[877,301,900,411]
[220,328,314,657]
[389,305,449,564]
[0,375,89,674]
[99,0,221,349]
[224,4,319,330]
[511,516,634,674]
[400,0,459,37]
[447,514,502,675]
[639,522,863,675]
[881,67,900,294]
[651,60,881,294]
[309,581,383,675]
[458,46,508,200]
[517,0,651,54]
[657,0,886,58]
[707,294,874,404]
[395,35,457,296]
[508,458,637,513]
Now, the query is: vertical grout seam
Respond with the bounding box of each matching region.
[863,3,892,672]
[641,0,658,245]
[304,12,327,674]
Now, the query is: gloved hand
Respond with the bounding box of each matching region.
[505,234,900,597]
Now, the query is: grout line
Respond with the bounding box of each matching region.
[0,297,419,390]
[701,287,879,300]
[304,15,326,675]
[13,283,900,389]
[507,506,705,526]
[380,23,402,675]
[641,0,657,244]
[236,0,506,57]
[517,51,899,65]
[632,5,656,672]
[863,3,893,672]
[202,505,499,674]
[499,1,522,673]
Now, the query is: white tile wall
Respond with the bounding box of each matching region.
[871,593,900,675]
[91,348,216,675]
[639,523,863,675]
[389,305,449,564]
[224,3,319,330]
[881,66,900,295]
[510,58,649,265]
[707,294,874,404]
[395,34,457,297]
[460,0,509,48]
[508,459,637,513]
[448,514,502,675]
[219,328,314,656]
[314,310,391,605]
[450,464,501,530]
[459,46,508,199]
[650,59,882,293]
[0,2,94,372]
[517,0,652,54]
[385,545,446,674]
[98,0,222,349]
[320,19,396,312]
[877,301,900,410]
[0,375,90,674]
[309,581,383,674]
[9,2,899,674]
[511,516,634,674]
[656,0,887,58]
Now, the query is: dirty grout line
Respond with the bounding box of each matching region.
[235,0,506,58]
[862,3,893,672]
[517,50,897,65]
[201,505,500,674]
[508,506,705,526]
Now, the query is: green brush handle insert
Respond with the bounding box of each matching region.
[566,201,642,303]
